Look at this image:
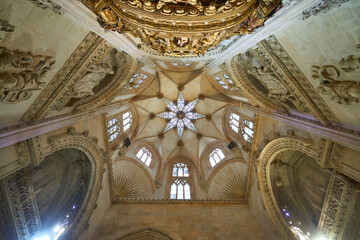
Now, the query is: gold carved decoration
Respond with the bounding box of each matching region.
[0,47,55,104]
[81,0,282,56]
[312,48,360,105]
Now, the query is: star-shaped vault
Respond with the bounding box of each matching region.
[157,92,204,139]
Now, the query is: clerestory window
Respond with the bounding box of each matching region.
[214,73,236,90]
[107,111,133,142]
[229,112,254,143]
[125,72,148,89]
[241,120,254,143]
[170,163,191,200]
[136,147,152,167]
[122,112,132,132]
[209,148,225,167]
[107,118,120,142]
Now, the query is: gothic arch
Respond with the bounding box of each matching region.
[132,139,162,172]
[42,129,106,240]
[257,137,320,239]
[113,156,156,194]
[119,228,176,240]
[205,158,247,193]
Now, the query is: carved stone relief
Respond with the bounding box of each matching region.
[0,169,42,240]
[0,47,55,104]
[317,173,359,240]
[312,48,360,104]
[27,0,63,15]
[21,32,140,122]
[228,35,339,125]
[0,20,14,40]
[301,0,350,20]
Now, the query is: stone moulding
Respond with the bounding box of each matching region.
[20,32,101,122]
[257,137,320,240]
[119,228,176,240]
[42,128,106,240]
[227,35,339,126]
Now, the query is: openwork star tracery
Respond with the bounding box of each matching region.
[157,92,204,139]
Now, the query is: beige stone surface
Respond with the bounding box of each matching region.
[274,0,360,126]
[92,203,268,240]
[0,0,89,126]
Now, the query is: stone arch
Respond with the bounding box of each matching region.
[257,137,320,239]
[131,139,162,172]
[162,155,198,199]
[199,140,234,179]
[222,106,254,148]
[107,106,138,148]
[42,130,106,240]
[113,156,156,195]
[119,228,176,240]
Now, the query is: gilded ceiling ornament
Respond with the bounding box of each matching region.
[157,92,204,139]
[81,0,282,56]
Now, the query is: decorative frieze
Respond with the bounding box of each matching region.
[27,0,63,15]
[301,0,350,20]
[318,173,358,240]
[1,169,41,240]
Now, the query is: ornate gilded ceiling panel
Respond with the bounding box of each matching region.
[80,0,282,56]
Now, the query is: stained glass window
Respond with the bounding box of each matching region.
[107,110,133,142]
[209,148,225,167]
[136,147,152,166]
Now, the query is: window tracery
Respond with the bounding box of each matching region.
[229,112,254,143]
[209,148,225,167]
[169,163,191,200]
[214,73,237,90]
[107,118,120,142]
[122,112,132,132]
[107,111,133,142]
[124,72,148,89]
[136,147,152,167]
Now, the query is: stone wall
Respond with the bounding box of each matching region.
[91,203,269,240]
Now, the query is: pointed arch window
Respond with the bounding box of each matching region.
[170,179,191,200]
[136,147,152,167]
[214,73,236,90]
[169,163,191,200]
[229,112,254,143]
[107,110,133,142]
[125,72,148,89]
[107,118,120,142]
[209,148,225,167]
[229,113,240,133]
[241,120,254,143]
[122,112,132,131]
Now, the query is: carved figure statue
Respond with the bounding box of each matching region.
[0,46,54,104]
[248,65,289,101]
[0,47,34,69]
[312,62,360,104]
[68,63,114,98]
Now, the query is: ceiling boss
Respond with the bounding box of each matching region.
[80,0,282,56]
